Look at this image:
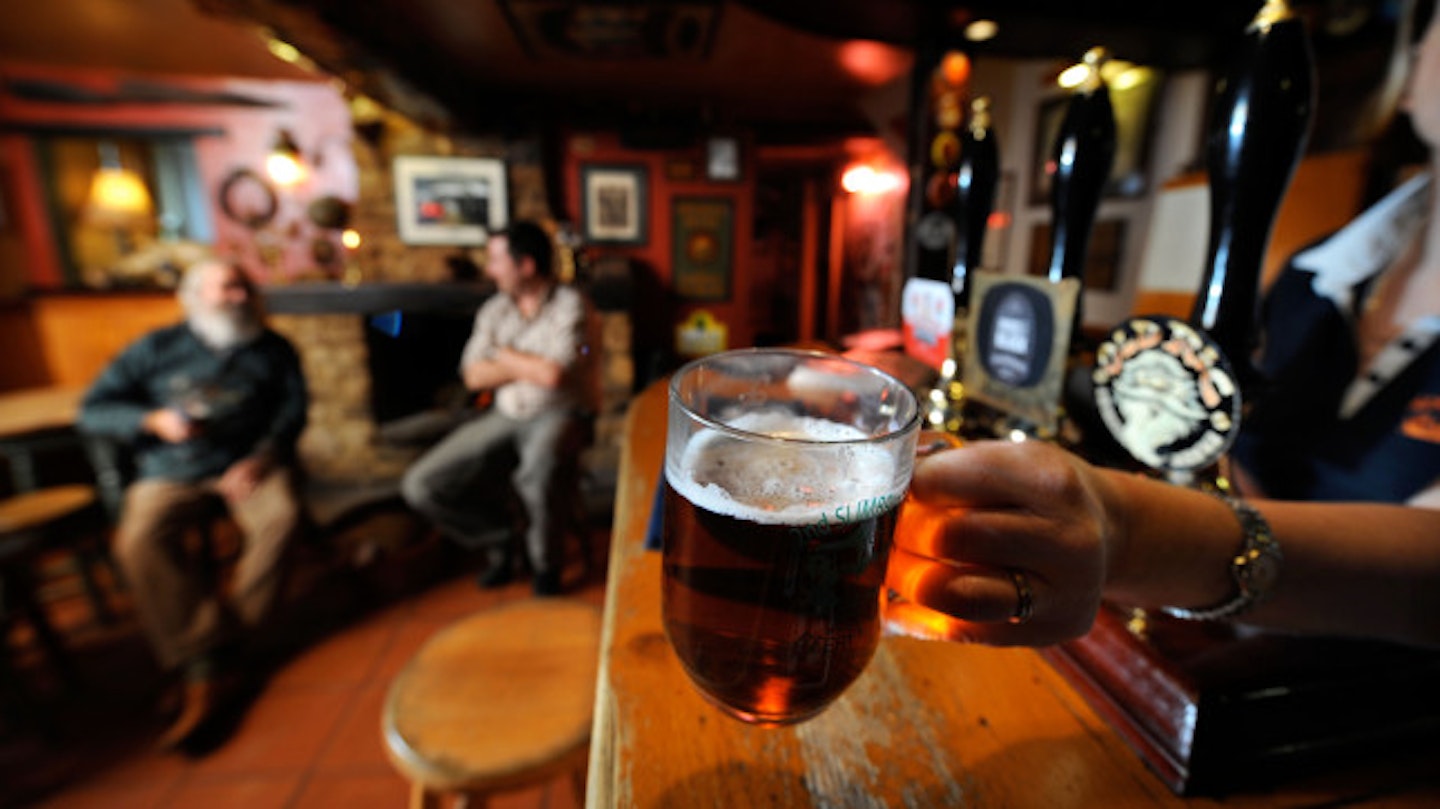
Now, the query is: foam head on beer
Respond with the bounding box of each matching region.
[675,410,907,520]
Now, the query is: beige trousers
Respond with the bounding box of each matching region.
[113,467,302,671]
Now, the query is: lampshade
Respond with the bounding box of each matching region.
[84,165,154,228]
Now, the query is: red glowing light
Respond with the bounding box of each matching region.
[838,40,911,86]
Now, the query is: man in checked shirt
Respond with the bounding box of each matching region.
[402,220,598,596]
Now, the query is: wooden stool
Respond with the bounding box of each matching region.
[381,598,601,808]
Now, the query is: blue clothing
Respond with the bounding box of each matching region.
[78,323,308,483]
[1232,174,1440,502]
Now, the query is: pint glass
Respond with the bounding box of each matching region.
[662,348,920,725]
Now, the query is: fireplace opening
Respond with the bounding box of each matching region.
[365,310,476,424]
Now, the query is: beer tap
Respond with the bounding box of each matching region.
[1192,0,1315,396]
[1017,47,1116,445]
[901,47,972,374]
[925,96,1000,435]
[1047,47,1118,336]
[952,97,999,311]
[1089,0,1314,487]
[948,52,1115,445]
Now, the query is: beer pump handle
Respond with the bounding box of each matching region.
[1046,47,1117,289]
[1190,0,1315,392]
[952,96,1000,310]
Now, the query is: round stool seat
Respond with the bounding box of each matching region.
[382,598,602,799]
[0,484,97,534]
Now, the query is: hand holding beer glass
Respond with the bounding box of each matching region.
[662,349,920,725]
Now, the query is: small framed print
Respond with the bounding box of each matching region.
[1026,218,1128,291]
[581,164,648,245]
[393,156,508,245]
[705,136,741,182]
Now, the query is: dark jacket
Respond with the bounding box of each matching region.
[79,323,308,483]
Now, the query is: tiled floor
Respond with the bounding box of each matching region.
[2,518,609,809]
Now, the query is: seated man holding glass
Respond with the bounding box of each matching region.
[79,257,308,751]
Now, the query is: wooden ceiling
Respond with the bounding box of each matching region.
[186,0,1311,139]
[2,0,1401,146]
[0,0,308,83]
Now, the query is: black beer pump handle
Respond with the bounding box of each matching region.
[1190,0,1315,387]
[1047,47,1118,286]
[952,96,1000,310]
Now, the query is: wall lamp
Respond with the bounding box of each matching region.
[85,141,154,254]
[841,164,903,195]
[266,128,308,186]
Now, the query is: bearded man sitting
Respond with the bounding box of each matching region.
[79,258,309,751]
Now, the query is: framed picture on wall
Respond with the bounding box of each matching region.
[705,136,741,181]
[1025,218,1128,292]
[581,164,649,245]
[393,156,509,245]
[672,197,733,301]
[1029,72,1162,207]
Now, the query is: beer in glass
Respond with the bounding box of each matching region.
[662,349,920,725]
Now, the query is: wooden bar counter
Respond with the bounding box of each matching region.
[587,378,1440,808]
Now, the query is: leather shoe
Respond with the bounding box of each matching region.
[476,547,514,589]
[532,568,562,597]
[156,676,223,751]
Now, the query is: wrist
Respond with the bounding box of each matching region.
[1161,493,1283,621]
[1095,468,1142,598]
[1099,471,1239,611]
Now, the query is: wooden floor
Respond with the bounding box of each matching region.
[2,514,611,809]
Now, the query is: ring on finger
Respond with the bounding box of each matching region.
[1008,568,1034,625]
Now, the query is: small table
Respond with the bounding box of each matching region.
[0,386,85,492]
[586,378,1440,808]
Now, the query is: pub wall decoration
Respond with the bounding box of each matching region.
[581,164,649,246]
[671,196,733,301]
[393,156,508,246]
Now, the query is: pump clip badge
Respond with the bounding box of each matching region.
[1093,316,1242,473]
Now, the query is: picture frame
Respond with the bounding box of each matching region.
[393,156,508,246]
[671,196,733,301]
[705,136,741,182]
[1030,74,1161,207]
[581,164,649,245]
[1025,218,1127,292]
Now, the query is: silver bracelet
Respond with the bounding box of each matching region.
[1161,493,1282,621]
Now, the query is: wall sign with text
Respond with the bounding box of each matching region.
[961,271,1079,435]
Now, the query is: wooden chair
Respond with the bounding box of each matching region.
[0,483,112,720]
[0,417,129,729]
[381,598,601,808]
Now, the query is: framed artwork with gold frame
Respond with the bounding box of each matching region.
[671,196,732,301]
